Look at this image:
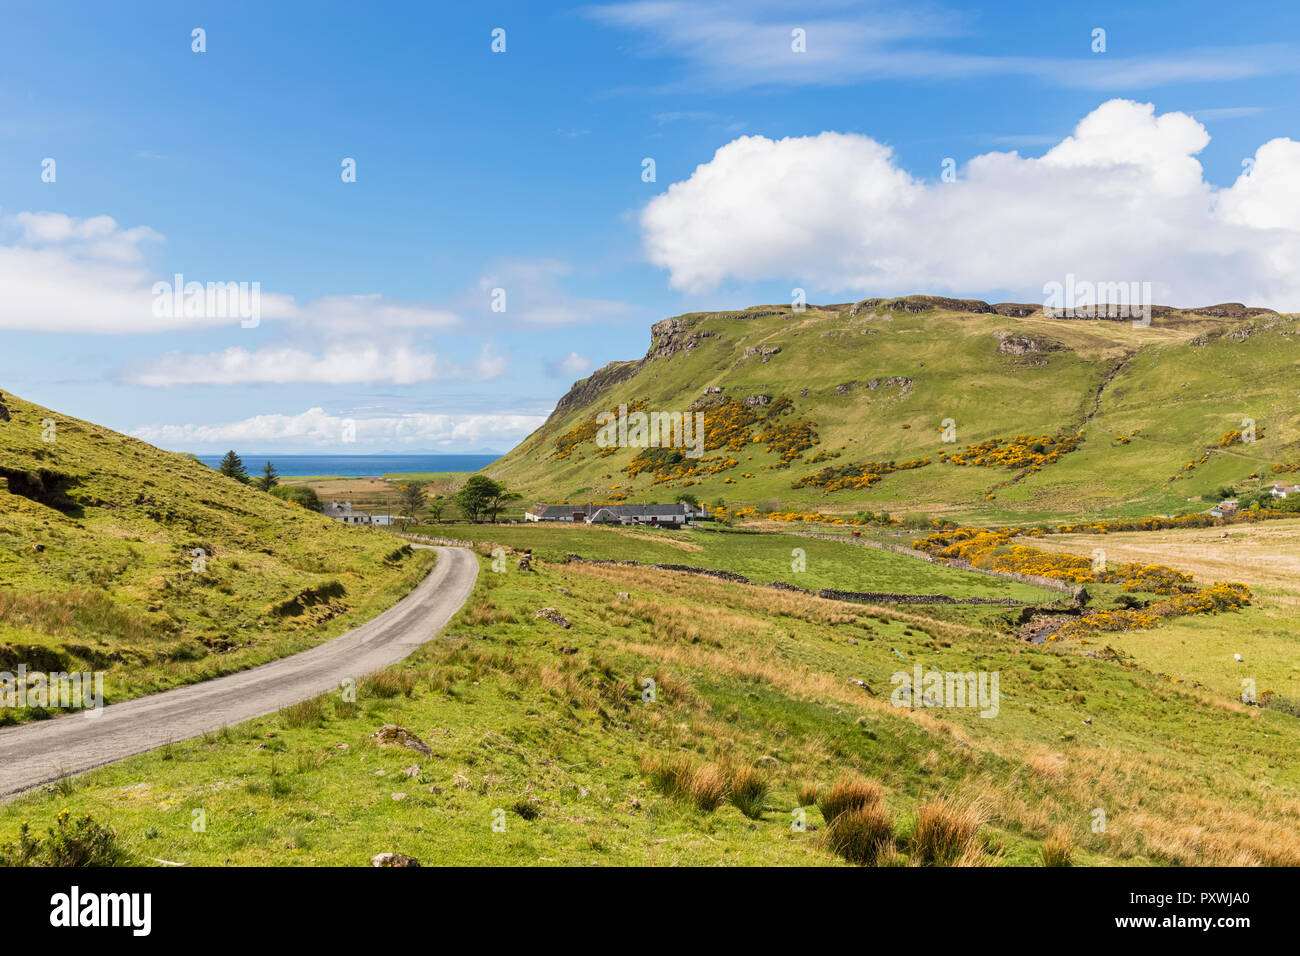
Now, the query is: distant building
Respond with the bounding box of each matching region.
[524,502,705,525]
[1210,500,1239,518]
[1269,483,1300,499]
[323,501,371,525]
[370,514,400,526]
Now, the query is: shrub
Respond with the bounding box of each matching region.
[0,809,128,867]
[911,798,985,866]
[825,803,896,865]
[728,765,769,819]
[270,484,321,511]
[817,775,884,824]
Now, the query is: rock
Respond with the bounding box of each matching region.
[996,332,1063,356]
[616,591,629,599]
[535,607,571,628]
[557,587,570,594]
[403,765,421,778]
[391,792,408,801]
[799,388,809,397]
[835,381,856,395]
[866,376,913,392]
[0,403,9,423]
[369,724,434,756]
[370,852,419,867]
[743,345,781,359]
[743,394,772,408]
[517,553,533,571]
[703,386,723,394]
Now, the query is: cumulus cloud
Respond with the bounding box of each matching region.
[131,407,544,451]
[546,350,595,378]
[640,99,1300,309]
[123,344,506,387]
[0,212,461,334]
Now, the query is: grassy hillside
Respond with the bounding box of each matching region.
[489,298,1300,523]
[0,390,433,722]
[3,546,1295,866]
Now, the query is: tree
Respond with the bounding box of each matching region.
[675,492,700,509]
[484,485,522,524]
[454,475,501,523]
[270,484,321,511]
[426,496,446,524]
[256,460,280,492]
[218,450,249,484]
[398,482,426,527]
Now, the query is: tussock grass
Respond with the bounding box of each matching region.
[797,781,821,807]
[281,696,328,729]
[727,765,769,819]
[362,668,415,699]
[818,776,884,824]
[1041,826,1074,867]
[910,798,987,866]
[825,803,896,866]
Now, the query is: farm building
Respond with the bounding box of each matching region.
[323,501,372,525]
[524,502,705,525]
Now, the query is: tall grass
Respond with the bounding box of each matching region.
[825,803,896,866]
[727,765,769,819]
[910,798,986,866]
[817,775,884,824]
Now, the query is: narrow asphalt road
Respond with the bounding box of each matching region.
[0,545,478,800]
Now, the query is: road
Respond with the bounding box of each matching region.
[0,545,478,800]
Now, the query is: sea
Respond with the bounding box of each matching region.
[194,453,501,477]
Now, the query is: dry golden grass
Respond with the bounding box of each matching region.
[1041,826,1074,867]
[1036,519,1300,599]
[818,776,885,824]
[727,764,769,819]
[911,798,987,866]
[825,803,896,866]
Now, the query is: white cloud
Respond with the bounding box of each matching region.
[131,407,544,451]
[585,2,1296,92]
[0,212,462,334]
[547,350,595,378]
[123,344,506,387]
[640,100,1300,309]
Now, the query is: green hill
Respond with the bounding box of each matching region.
[490,297,1299,523]
[0,390,432,721]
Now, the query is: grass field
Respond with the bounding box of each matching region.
[3,548,1296,866]
[0,391,435,723]
[406,521,1063,603]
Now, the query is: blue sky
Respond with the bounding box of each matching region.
[1,0,1297,453]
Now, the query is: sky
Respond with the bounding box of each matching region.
[1,0,1297,454]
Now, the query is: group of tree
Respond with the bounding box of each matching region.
[217,450,520,524]
[217,451,279,491]
[453,475,520,523]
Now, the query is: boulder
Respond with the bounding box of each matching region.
[369,724,434,756]
[370,852,420,867]
[535,607,571,628]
